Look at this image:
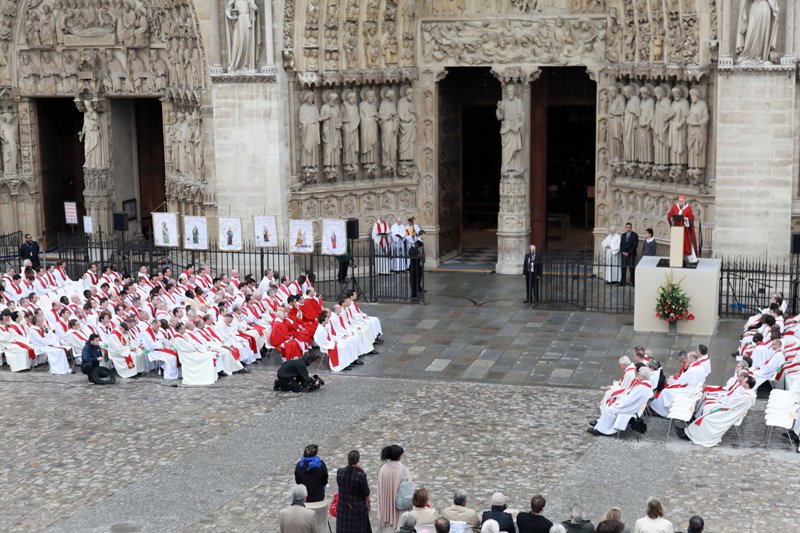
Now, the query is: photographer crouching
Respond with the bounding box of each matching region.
[274,352,325,392]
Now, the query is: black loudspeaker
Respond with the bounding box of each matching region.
[792,234,800,254]
[346,218,359,240]
[113,213,129,232]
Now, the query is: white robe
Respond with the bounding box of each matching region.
[600,364,637,408]
[325,322,361,363]
[334,312,373,355]
[390,222,408,271]
[685,390,756,447]
[1,326,36,372]
[372,220,391,275]
[595,382,654,435]
[28,327,72,375]
[314,324,356,372]
[650,364,705,417]
[106,331,146,379]
[601,233,621,283]
[753,349,784,387]
[172,334,218,386]
[140,328,180,380]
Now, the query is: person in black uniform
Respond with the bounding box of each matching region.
[19,233,41,269]
[522,244,542,303]
[274,352,324,392]
[619,222,639,286]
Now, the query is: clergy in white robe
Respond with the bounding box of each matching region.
[106,322,146,379]
[390,217,408,271]
[345,294,383,341]
[601,227,621,283]
[591,368,654,435]
[600,356,636,408]
[752,339,784,388]
[139,320,181,380]
[372,218,392,275]
[65,322,91,364]
[650,352,706,417]
[171,323,217,386]
[325,311,362,363]
[192,322,244,376]
[28,317,72,375]
[1,313,36,372]
[684,378,756,447]
[314,311,355,372]
[332,305,373,356]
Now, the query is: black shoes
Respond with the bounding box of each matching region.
[352,359,364,366]
[675,427,690,441]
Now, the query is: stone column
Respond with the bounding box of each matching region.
[492,66,538,275]
[76,98,114,234]
[415,66,447,267]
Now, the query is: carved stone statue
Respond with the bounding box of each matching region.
[398,88,417,162]
[225,0,261,71]
[637,84,655,165]
[359,89,379,172]
[687,87,709,170]
[320,92,342,180]
[622,84,640,162]
[379,89,399,174]
[736,0,779,64]
[496,84,524,176]
[668,85,690,166]
[607,83,625,163]
[341,89,360,173]
[653,84,673,168]
[78,105,108,170]
[299,91,321,176]
[0,111,19,177]
[0,44,9,84]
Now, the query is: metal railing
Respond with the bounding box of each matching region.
[718,255,800,318]
[0,230,22,271]
[54,232,424,304]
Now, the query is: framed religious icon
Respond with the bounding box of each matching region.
[122,198,137,220]
[183,216,209,250]
[152,212,179,248]
[218,217,243,251]
[289,219,314,254]
[254,215,278,248]
[321,219,347,256]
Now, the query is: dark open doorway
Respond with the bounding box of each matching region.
[37,98,84,244]
[531,67,596,252]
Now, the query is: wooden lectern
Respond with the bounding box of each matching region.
[669,215,684,267]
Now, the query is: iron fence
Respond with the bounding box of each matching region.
[718,256,800,319]
[55,232,424,304]
[0,230,22,271]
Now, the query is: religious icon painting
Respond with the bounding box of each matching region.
[152,212,179,248]
[289,219,314,254]
[321,219,347,256]
[254,215,278,248]
[218,217,243,251]
[183,216,209,250]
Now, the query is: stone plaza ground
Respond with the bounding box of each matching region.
[1,273,799,532]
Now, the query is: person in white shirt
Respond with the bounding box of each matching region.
[632,497,674,533]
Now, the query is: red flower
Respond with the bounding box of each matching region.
[687,314,695,321]
[656,312,661,318]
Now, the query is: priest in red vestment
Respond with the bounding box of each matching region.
[666,194,699,263]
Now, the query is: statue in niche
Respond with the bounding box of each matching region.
[341,89,360,173]
[343,22,359,68]
[320,92,343,180]
[398,87,417,162]
[78,105,108,170]
[496,84,524,176]
[149,49,169,92]
[171,111,185,173]
[38,4,57,47]
[359,89,379,173]
[0,111,19,177]
[25,13,41,47]
[38,52,61,93]
[299,91,321,176]
[383,22,400,66]
[379,88,399,174]
[607,83,625,163]
[637,84,654,165]
[225,0,261,71]
[652,84,673,168]
[668,85,689,166]
[622,84,640,163]
[180,111,196,177]
[736,0,779,64]
[0,44,9,84]
[192,110,204,180]
[686,87,709,170]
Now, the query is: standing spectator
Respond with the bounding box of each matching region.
[481,492,515,533]
[335,450,371,533]
[408,241,424,300]
[517,494,553,533]
[441,489,481,532]
[641,228,657,257]
[377,444,412,533]
[522,244,542,304]
[19,233,40,269]
[632,497,674,533]
[600,507,630,533]
[410,487,438,526]
[686,515,704,533]
[620,222,638,286]
[295,444,329,532]
[279,484,318,533]
[561,504,594,533]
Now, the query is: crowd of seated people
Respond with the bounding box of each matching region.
[0,261,382,385]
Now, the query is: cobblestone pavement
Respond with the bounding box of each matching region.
[1,272,790,532]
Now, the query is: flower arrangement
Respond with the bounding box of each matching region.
[655,273,695,323]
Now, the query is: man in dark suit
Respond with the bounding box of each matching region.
[620,222,638,286]
[18,233,41,269]
[522,244,542,303]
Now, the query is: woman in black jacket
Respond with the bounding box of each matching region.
[295,444,329,531]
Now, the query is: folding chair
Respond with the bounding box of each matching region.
[764,389,796,451]
[666,387,703,440]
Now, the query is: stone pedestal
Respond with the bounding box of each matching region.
[669,226,683,267]
[634,256,721,336]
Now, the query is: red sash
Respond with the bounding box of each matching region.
[326,331,339,367]
[237,331,257,353]
[693,407,728,426]
[111,330,135,369]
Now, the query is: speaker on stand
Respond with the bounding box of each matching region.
[341,218,364,300]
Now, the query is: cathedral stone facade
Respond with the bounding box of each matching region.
[0,1,798,272]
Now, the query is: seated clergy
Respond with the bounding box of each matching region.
[171,322,217,386]
[650,351,706,417]
[139,319,180,380]
[0,310,37,372]
[28,315,72,375]
[106,318,147,379]
[679,376,756,447]
[589,366,654,435]
[752,339,784,388]
[696,360,751,417]
[600,355,637,408]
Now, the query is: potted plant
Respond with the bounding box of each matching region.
[655,273,695,335]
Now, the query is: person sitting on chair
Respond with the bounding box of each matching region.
[274,352,324,392]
